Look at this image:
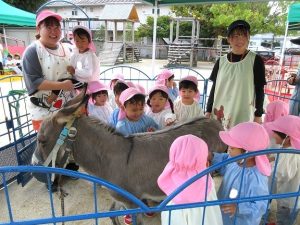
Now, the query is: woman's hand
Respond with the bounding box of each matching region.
[221,204,237,217]
[60,80,74,91]
[67,65,75,75]
[287,73,296,85]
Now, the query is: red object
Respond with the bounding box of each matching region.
[123,215,132,225]
[7,45,26,56]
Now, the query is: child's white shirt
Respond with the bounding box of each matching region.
[88,102,113,124]
[174,99,204,122]
[145,108,174,128]
[70,49,100,82]
[276,147,300,209]
[161,181,223,225]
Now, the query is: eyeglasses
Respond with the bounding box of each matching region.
[41,25,61,32]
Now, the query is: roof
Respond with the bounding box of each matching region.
[98,4,139,22]
[142,0,274,5]
[0,0,35,27]
[47,0,141,6]
[288,3,300,31]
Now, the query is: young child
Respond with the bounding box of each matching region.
[158,134,223,225]
[174,75,204,123]
[109,80,130,128]
[146,85,176,128]
[263,100,289,148]
[87,80,112,124]
[115,87,160,136]
[265,115,300,225]
[211,122,271,225]
[108,73,125,109]
[156,69,178,101]
[67,25,100,83]
[32,25,99,109]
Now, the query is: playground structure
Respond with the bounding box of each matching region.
[97,4,141,65]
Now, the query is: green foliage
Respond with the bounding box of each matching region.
[136,15,171,39]
[94,25,106,41]
[172,2,290,37]
[4,0,47,13]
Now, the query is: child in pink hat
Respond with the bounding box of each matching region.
[108,73,125,109]
[158,134,223,225]
[156,69,178,101]
[262,100,289,148]
[264,115,300,225]
[87,81,112,124]
[67,25,99,83]
[109,80,131,127]
[115,87,160,136]
[211,122,270,225]
[145,85,176,128]
[174,75,204,123]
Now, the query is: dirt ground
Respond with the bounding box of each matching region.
[1,171,291,225]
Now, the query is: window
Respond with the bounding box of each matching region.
[72,9,78,16]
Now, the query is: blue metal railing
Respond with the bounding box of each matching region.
[1,149,300,225]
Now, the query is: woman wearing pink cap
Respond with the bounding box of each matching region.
[174,75,204,123]
[265,115,300,225]
[158,135,223,225]
[67,25,100,83]
[146,85,176,128]
[115,87,160,136]
[211,122,271,225]
[22,10,77,131]
[87,80,112,124]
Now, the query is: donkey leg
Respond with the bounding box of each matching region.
[109,201,124,225]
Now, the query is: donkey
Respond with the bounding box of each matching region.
[32,89,227,224]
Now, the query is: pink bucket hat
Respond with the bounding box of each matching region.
[219,122,271,176]
[148,85,169,97]
[157,69,174,81]
[265,115,300,149]
[264,100,289,123]
[157,135,212,204]
[87,80,109,94]
[109,73,125,89]
[179,75,198,86]
[135,83,146,95]
[72,25,96,52]
[118,87,145,120]
[36,10,62,26]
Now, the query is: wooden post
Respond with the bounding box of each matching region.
[176,20,179,42]
[123,21,126,63]
[170,20,174,43]
[105,21,108,42]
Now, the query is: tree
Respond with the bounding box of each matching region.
[135,15,171,39]
[172,2,290,38]
[4,0,47,13]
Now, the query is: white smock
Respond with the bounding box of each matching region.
[161,182,223,225]
[70,49,100,82]
[28,40,72,121]
[174,99,204,123]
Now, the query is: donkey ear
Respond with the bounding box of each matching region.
[53,86,89,125]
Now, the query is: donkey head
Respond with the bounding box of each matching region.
[32,87,89,183]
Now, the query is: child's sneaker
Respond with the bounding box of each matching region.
[30,95,51,108]
[123,215,132,225]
